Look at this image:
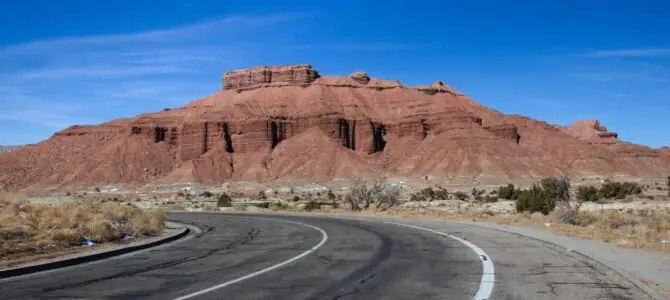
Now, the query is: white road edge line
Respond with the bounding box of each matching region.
[383,221,495,300]
[173,219,329,300]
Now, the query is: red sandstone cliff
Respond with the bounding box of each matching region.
[1,64,669,191]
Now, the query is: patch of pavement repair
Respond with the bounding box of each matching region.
[0,221,192,280]
[238,211,669,300]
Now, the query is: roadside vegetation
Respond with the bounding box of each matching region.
[154,176,667,252]
[0,193,165,265]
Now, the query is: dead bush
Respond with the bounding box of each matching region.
[551,207,597,227]
[345,180,401,211]
[541,175,570,204]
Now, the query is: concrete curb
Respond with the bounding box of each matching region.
[443,220,668,300]
[0,221,190,279]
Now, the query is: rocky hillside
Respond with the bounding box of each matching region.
[0,146,21,155]
[1,64,669,191]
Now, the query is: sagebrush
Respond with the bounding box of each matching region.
[345,180,401,211]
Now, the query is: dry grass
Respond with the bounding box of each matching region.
[0,193,165,262]
[372,205,670,252]
[272,199,670,252]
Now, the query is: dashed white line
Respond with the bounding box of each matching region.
[383,221,495,300]
[173,219,328,300]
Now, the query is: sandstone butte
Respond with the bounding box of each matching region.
[1,64,669,192]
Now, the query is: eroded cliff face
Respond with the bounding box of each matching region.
[1,64,669,191]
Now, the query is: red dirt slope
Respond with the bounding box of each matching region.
[1,64,668,191]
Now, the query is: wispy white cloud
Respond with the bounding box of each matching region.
[584,48,670,58]
[0,13,312,58]
[0,13,312,142]
[18,65,194,79]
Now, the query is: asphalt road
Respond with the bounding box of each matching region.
[0,213,651,299]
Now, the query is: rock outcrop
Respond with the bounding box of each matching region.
[562,120,620,145]
[222,64,319,91]
[1,64,669,191]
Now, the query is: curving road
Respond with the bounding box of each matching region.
[0,213,650,299]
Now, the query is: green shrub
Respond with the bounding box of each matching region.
[217,193,232,207]
[471,187,485,200]
[420,187,435,200]
[577,186,600,202]
[516,184,556,215]
[414,186,448,201]
[409,192,426,202]
[497,184,520,200]
[541,175,570,203]
[453,191,469,201]
[433,186,448,200]
[599,181,642,199]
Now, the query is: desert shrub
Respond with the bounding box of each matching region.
[541,175,570,204]
[453,191,469,201]
[327,189,336,200]
[497,184,520,200]
[551,206,597,227]
[304,200,321,212]
[667,176,670,196]
[292,195,300,202]
[433,186,448,200]
[481,195,498,203]
[413,186,447,202]
[257,191,267,200]
[345,181,376,211]
[516,184,556,215]
[254,202,270,209]
[374,185,401,211]
[409,192,426,202]
[217,193,232,207]
[577,186,600,202]
[199,191,213,198]
[599,181,642,199]
[420,187,436,200]
[471,187,485,200]
[345,180,402,211]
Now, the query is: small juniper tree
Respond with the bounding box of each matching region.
[541,175,570,205]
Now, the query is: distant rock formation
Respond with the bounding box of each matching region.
[562,120,619,144]
[1,64,669,191]
[222,64,319,91]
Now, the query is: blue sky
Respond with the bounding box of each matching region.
[1,0,669,147]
